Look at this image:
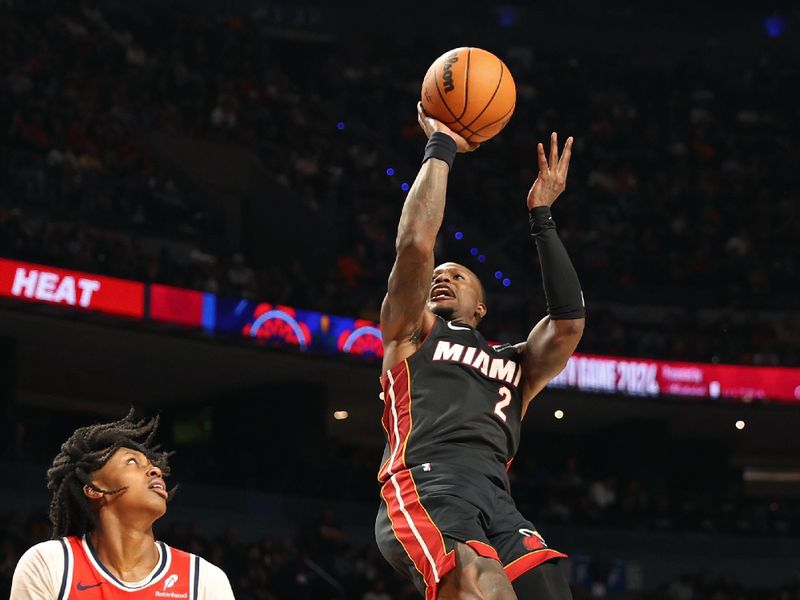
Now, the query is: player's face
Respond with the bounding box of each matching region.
[86,447,168,520]
[427,263,486,324]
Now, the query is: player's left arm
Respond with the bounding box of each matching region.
[197,557,235,600]
[518,133,585,411]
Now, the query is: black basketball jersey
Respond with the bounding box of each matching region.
[377,316,524,491]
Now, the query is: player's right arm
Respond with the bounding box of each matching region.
[10,541,63,599]
[380,104,477,372]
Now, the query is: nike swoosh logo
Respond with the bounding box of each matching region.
[447,321,471,331]
[76,581,103,591]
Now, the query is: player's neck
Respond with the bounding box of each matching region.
[89,520,159,583]
[434,311,475,328]
[451,317,476,328]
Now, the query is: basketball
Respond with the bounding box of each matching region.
[421,47,516,144]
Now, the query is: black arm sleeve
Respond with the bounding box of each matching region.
[529,206,585,320]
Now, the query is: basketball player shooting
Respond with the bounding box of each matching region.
[10,411,234,599]
[374,103,585,600]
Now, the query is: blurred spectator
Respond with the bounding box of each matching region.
[1,3,797,366]
[363,579,392,600]
[1,508,797,599]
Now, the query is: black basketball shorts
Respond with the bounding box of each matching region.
[375,462,566,599]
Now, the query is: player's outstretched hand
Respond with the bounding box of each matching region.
[417,102,480,153]
[527,132,573,209]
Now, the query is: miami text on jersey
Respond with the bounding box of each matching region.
[432,341,522,388]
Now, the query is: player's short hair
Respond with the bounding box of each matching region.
[46,409,173,538]
[442,262,486,303]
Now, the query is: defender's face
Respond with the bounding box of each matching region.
[427,263,485,324]
[86,447,168,519]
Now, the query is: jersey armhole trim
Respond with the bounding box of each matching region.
[382,315,441,376]
[57,538,69,600]
[192,555,200,599]
[406,314,440,362]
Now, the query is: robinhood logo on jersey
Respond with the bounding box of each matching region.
[156,578,187,600]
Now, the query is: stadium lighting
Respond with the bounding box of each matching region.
[554,409,564,420]
[334,411,349,420]
[764,15,786,38]
[735,420,746,430]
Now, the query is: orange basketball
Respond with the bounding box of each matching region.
[421,47,516,144]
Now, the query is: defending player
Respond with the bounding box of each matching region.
[374,104,585,599]
[10,411,234,599]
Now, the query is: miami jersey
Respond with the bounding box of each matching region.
[378,316,524,491]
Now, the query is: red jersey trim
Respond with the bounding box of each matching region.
[377,360,412,481]
[380,470,455,600]
[504,548,568,581]
[464,540,500,562]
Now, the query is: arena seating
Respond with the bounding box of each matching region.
[2,3,797,365]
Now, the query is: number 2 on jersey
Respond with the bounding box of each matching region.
[494,386,512,422]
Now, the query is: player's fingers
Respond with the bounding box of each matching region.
[549,131,558,170]
[536,142,548,173]
[417,103,430,134]
[559,136,574,179]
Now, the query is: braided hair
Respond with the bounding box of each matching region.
[46,409,173,539]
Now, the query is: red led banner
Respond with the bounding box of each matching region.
[2,256,798,403]
[150,284,204,327]
[549,353,800,403]
[0,258,144,319]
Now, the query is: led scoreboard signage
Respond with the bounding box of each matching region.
[2,256,797,403]
[548,353,800,403]
[209,298,383,359]
[0,258,144,318]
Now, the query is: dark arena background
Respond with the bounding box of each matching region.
[1,0,799,598]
